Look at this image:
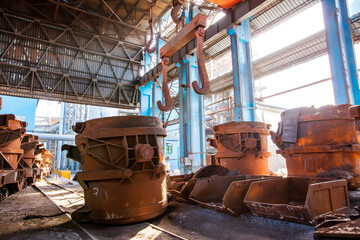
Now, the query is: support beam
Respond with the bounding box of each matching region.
[227,19,256,121]
[338,0,360,104]
[321,0,352,104]
[140,51,153,116]
[177,54,206,173]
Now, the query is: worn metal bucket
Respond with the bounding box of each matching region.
[244,177,350,225]
[209,121,271,175]
[189,175,276,215]
[64,116,168,225]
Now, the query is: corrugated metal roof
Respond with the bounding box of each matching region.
[253,30,327,79]
[250,0,319,37]
[351,13,360,42]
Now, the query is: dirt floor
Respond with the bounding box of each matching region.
[0,186,90,240]
[0,177,359,240]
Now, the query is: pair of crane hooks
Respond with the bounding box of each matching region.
[145,0,186,54]
[157,14,210,112]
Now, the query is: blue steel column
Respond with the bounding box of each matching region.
[339,0,360,104]
[227,19,256,121]
[321,0,351,104]
[178,54,206,172]
[140,51,153,116]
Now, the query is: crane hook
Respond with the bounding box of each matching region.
[157,57,173,111]
[192,27,210,95]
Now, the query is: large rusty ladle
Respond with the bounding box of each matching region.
[157,14,210,112]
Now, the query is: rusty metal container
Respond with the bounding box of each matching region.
[244,177,350,225]
[63,116,168,225]
[209,121,271,174]
[20,134,39,183]
[167,165,230,203]
[41,149,53,177]
[0,114,27,194]
[33,143,46,180]
[188,175,276,215]
[272,104,360,187]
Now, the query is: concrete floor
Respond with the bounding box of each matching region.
[0,177,359,240]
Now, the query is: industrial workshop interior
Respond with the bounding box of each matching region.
[1,0,360,239]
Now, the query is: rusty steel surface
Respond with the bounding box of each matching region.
[167,165,230,203]
[21,134,39,168]
[272,104,360,187]
[244,177,350,225]
[189,175,276,216]
[209,121,271,175]
[145,0,157,54]
[0,112,27,197]
[0,114,26,170]
[63,116,168,225]
[157,14,210,111]
[41,149,53,178]
[207,0,246,9]
[313,209,360,239]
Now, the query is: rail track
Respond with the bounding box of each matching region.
[34,179,188,240]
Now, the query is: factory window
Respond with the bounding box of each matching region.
[166,144,173,155]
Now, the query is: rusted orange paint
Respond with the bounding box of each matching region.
[208,0,246,9]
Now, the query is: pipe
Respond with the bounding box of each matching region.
[27,132,75,141]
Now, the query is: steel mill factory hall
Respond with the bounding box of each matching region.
[1,0,360,239]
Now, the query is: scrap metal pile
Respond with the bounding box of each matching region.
[0,100,54,201]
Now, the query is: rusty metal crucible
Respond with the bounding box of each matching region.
[63,116,168,225]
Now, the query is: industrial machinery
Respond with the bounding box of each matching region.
[62,116,168,225]
[20,134,39,185]
[208,121,271,175]
[272,104,360,187]
[0,113,27,200]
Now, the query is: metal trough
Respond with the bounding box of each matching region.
[188,175,276,215]
[167,165,230,203]
[244,177,350,225]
